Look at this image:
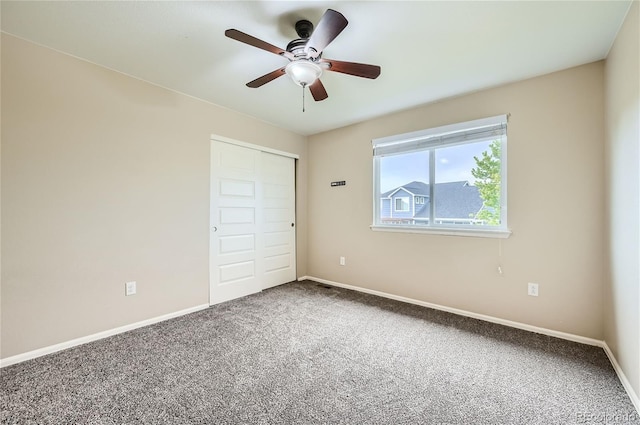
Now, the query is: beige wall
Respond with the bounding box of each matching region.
[0,34,307,359]
[604,1,640,398]
[307,62,605,339]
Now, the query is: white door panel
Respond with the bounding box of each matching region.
[261,151,296,289]
[219,261,255,284]
[219,179,256,198]
[210,142,261,304]
[264,231,289,248]
[219,234,255,254]
[219,207,255,224]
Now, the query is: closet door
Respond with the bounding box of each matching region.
[210,140,296,305]
[262,151,296,289]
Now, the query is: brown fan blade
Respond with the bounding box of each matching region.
[309,79,328,101]
[304,9,348,58]
[321,58,381,79]
[246,67,286,88]
[225,29,287,57]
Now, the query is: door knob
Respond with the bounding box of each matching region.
[212,226,218,232]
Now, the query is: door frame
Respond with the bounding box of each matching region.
[211,134,299,161]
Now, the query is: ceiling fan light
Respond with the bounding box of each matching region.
[285,60,322,87]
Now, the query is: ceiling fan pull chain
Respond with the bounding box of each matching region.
[302,84,306,112]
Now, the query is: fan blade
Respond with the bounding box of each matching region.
[246,67,286,88]
[309,79,328,101]
[225,29,287,57]
[322,58,381,79]
[304,9,348,58]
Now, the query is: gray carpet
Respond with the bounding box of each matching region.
[1,281,638,424]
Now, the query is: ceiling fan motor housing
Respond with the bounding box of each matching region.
[295,19,313,38]
[288,20,321,60]
[286,38,309,59]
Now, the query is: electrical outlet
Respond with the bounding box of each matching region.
[339,256,345,266]
[528,282,539,297]
[125,281,137,296]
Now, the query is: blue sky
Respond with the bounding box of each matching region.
[379,141,492,192]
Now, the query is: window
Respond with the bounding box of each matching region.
[372,115,510,238]
[395,197,410,211]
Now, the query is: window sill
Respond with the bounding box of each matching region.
[370,224,512,239]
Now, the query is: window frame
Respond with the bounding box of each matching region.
[394,197,410,212]
[371,115,511,238]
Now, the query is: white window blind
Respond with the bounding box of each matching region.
[373,115,507,156]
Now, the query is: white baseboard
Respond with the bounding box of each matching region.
[300,275,639,415]
[0,304,210,368]
[602,342,640,413]
[300,276,601,345]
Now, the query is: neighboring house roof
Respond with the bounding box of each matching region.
[381,181,429,198]
[383,186,414,199]
[402,181,430,197]
[383,181,483,219]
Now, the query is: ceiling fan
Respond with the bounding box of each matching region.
[225,9,381,104]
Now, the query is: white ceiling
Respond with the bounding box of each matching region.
[1,1,632,136]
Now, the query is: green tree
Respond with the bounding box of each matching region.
[471,141,501,225]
